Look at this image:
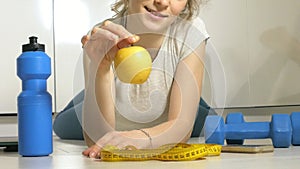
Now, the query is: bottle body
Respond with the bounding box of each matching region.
[17,37,53,157]
[18,91,52,156]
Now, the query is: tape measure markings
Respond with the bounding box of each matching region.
[101,143,222,161]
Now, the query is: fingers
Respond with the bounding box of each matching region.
[101,20,132,40]
[116,35,140,49]
[84,144,103,159]
[89,145,102,158]
[81,21,141,63]
[82,143,103,159]
[101,21,140,48]
[82,146,93,157]
[81,131,144,159]
[90,27,119,42]
[83,132,115,158]
[81,35,89,47]
[82,21,140,49]
[81,28,118,50]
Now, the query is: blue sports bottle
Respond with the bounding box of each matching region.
[17,36,53,156]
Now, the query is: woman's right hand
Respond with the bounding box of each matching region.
[81,20,139,68]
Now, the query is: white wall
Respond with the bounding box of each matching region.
[200,0,300,108]
[0,0,54,114]
[0,0,299,114]
[54,0,113,111]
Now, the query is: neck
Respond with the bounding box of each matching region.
[125,16,168,49]
[134,33,165,49]
[134,33,165,60]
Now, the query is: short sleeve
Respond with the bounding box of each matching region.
[178,17,210,60]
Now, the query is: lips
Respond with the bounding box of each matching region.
[144,6,168,18]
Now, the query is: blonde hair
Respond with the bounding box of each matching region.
[111,0,205,20]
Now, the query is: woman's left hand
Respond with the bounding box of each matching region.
[82,130,150,158]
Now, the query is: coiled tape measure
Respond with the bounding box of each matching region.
[101,143,221,161]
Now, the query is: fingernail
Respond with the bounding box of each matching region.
[134,35,140,41]
[103,20,111,26]
[129,35,139,43]
[128,37,135,43]
[90,152,96,158]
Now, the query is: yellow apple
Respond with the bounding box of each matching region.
[114,46,152,84]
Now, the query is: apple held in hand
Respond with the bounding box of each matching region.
[114,46,152,84]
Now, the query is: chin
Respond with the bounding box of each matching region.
[127,12,176,34]
[140,15,175,33]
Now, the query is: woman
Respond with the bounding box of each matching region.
[54,0,214,159]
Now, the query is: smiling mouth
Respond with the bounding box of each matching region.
[144,6,168,18]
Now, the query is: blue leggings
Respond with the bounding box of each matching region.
[53,90,215,140]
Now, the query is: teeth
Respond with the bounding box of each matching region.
[145,6,153,12]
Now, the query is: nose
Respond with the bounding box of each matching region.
[154,0,169,9]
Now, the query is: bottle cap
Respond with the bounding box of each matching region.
[22,36,45,52]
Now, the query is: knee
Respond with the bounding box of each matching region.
[53,105,84,140]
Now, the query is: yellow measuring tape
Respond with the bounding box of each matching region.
[101,143,222,161]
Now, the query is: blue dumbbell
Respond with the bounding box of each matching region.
[291,112,300,145]
[204,113,293,148]
[225,112,244,145]
[226,112,300,146]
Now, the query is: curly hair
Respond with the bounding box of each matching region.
[111,0,206,20]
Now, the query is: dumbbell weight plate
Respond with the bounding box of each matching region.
[204,115,225,145]
[271,114,292,148]
[225,112,245,145]
[291,112,300,146]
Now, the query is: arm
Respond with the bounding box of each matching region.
[143,40,206,147]
[81,21,139,147]
[82,55,116,147]
[83,40,207,158]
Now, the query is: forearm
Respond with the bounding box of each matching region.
[95,60,115,128]
[143,47,204,148]
[142,82,200,148]
[83,54,115,146]
[141,119,194,148]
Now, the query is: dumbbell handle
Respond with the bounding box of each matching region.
[226,122,270,139]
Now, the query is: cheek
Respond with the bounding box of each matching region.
[128,0,142,14]
[170,2,187,16]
